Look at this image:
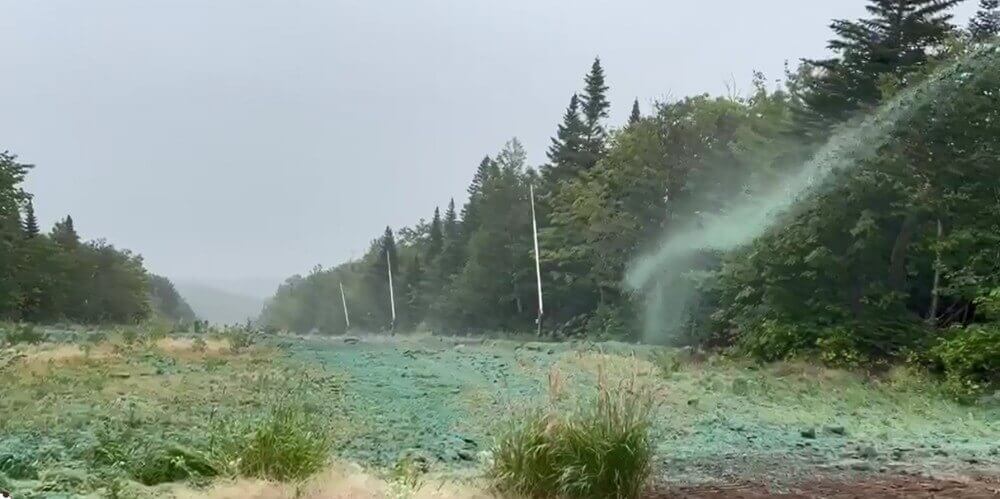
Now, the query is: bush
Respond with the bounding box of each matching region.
[1,323,46,346]
[225,328,255,353]
[216,402,331,481]
[737,320,815,362]
[489,382,655,498]
[91,423,218,485]
[927,325,1000,400]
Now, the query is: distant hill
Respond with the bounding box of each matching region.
[148,274,198,323]
[174,282,266,325]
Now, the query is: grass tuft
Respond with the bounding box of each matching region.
[489,371,655,499]
[216,401,332,482]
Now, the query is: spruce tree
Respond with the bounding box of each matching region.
[629,98,641,125]
[544,95,589,185]
[443,199,458,241]
[795,0,962,136]
[970,0,1000,40]
[51,215,79,250]
[22,199,39,238]
[467,156,497,199]
[433,198,465,286]
[580,57,610,166]
[427,206,443,258]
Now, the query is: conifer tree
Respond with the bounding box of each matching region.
[629,98,641,125]
[434,199,465,286]
[427,206,443,258]
[443,199,458,241]
[970,0,1000,40]
[544,95,589,185]
[22,199,39,238]
[51,215,79,250]
[580,57,610,166]
[463,156,498,232]
[794,0,962,136]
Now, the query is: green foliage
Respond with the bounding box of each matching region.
[489,385,654,499]
[969,0,1000,41]
[0,151,160,326]
[927,325,1000,399]
[91,422,218,486]
[224,327,255,352]
[794,0,963,136]
[215,402,331,481]
[1,323,45,346]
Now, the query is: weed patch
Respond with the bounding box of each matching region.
[214,401,332,482]
[489,375,655,499]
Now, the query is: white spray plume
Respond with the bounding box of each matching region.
[625,45,1000,343]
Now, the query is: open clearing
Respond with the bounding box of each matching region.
[1,331,998,498]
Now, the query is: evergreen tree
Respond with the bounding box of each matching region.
[970,0,1000,40]
[443,199,459,241]
[51,215,79,250]
[467,156,497,199]
[22,199,39,238]
[580,57,610,165]
[463,156,499,232]
[442,139,534,330]
[544,94,589,185]
[433,199,465,288]
[427,206,443,258]
[629,98,641,125]
[794,0,962,136]
[403,254,426,327]
[370,226,399,330]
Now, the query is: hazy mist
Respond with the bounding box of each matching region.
[1,1,979,296]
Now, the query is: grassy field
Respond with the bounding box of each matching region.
[0,328,997,498]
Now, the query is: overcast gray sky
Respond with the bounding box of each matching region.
[1,1,978,292]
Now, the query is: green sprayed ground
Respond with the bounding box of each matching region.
[0,331,997,497]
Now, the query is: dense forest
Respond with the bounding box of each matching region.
[259,0,999,393]
[0,152,195,325]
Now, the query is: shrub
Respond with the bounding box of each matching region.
[489,381,655,498]
[927,325,1000,400]
[91,423,218,485]
[225,328,255,353]
[737,320,814,362]
[215,402,331,481]
[2,323,46,346]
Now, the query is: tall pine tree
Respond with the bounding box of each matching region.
[22,199,39,238]
[970,0,1000,40]
[52,215,79,250]
[427,206,443,259]
[580,57,610,168]
[544,94,589,185]
[629,98,641,125]
[794,0,961,137]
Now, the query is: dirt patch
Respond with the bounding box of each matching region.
[652,474,1000,498]
[155,337,233,358]
[171,463,497,499]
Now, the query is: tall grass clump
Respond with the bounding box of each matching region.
[489,372,656,498]
[216,401,331,481]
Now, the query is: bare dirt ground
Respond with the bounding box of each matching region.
[654,474,1000,498]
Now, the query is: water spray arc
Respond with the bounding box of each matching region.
[626,44,1000,343]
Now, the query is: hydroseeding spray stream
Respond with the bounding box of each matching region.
[625,43,1000,344]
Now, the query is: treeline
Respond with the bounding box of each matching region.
[262,0,1000,359]
[0,152,195,324]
